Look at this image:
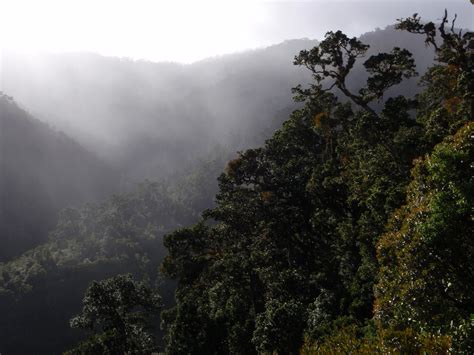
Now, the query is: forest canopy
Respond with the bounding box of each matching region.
[161,10,473,354]
[0,8,472,355]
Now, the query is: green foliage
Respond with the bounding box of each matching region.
[253,299,306,354]
[0,180,192,354]
[66,274,161,354]
[361,47,417,101]
[1,10,471,355]
[397,11,473,147]
[160,10,472,355]
[293,30,417,115]
[0,181,187,297]
[371,19,473,355]
[375,122,474,353]
[301,325,452,354]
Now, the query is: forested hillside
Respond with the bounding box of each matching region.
[0,10,471,355]
[0,152,227,354]
[161,12,473,354]
[0,96,118,261]
[0,181,183,354]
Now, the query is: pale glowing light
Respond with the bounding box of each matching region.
[0,0,269,63]
[0,0,471,63]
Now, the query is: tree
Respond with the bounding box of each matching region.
[161,10,472,354]
[161,30,422,353]
[372,11,474,353]
[293,30,417,116]
[66,274,161,354]
[376,122,474,353]
[396,10,473,147]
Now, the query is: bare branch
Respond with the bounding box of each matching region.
[451,13,457,33]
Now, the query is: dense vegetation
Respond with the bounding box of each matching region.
[0,171,220,354]
[66,274,162,354]
[161,11,473,354]
[0,10,472,355]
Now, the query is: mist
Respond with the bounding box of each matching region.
[1,1,471,62]
[0,1,472,354]
[1,27,437,181]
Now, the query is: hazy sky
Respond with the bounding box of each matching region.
[0,0,472,63]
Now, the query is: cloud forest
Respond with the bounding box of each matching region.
[0,4,472,354]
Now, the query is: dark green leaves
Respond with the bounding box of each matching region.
[361,47,417,101]
[67,274,161,354]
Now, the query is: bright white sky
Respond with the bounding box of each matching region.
[0,0,472,63]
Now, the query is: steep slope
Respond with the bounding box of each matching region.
[0,95,118,260]
[159,17,471,353]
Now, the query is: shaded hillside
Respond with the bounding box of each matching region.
[0,154,227,354]
[0,95,118,260]
[0,181,183,355]
[1,27,434,182]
